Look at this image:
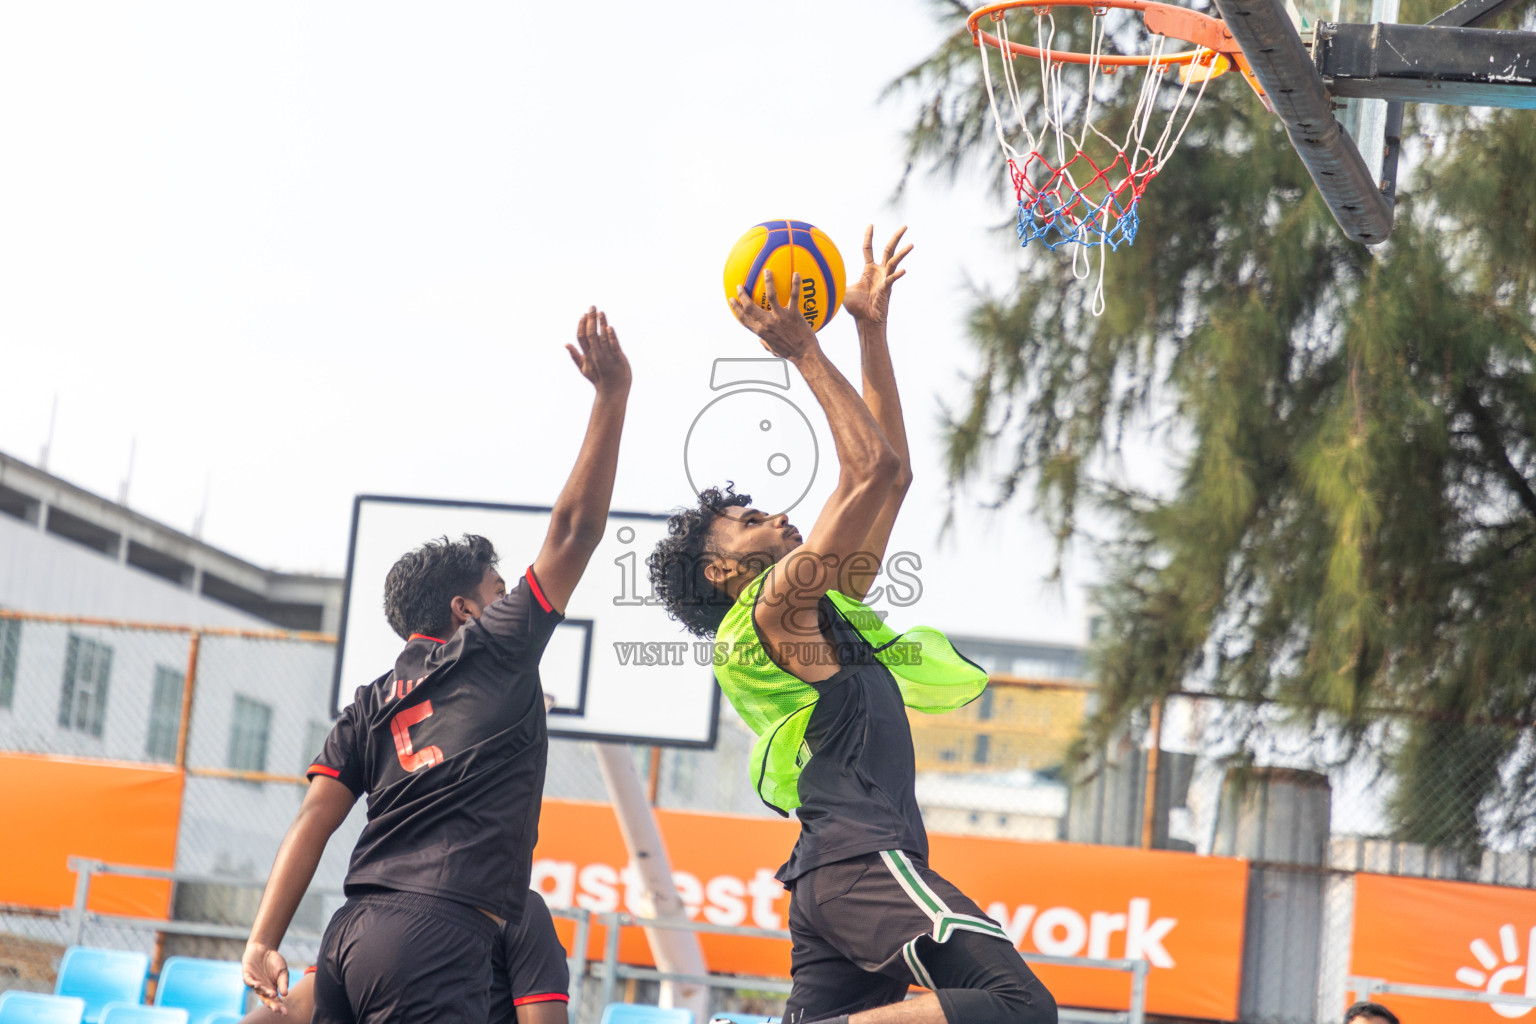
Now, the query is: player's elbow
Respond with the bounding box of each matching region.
[869,446,902,487]
[548,507,606,554]
[841,447,901,501]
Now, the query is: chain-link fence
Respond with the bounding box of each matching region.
[2,608,1528,1021]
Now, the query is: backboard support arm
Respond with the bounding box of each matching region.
[1212,0,1396,244]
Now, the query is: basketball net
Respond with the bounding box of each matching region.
[976,7,1217,315]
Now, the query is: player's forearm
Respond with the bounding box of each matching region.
[547,389,628,549]
[857,320,913,483]
[793,347,898,486]
[249,814,331,947]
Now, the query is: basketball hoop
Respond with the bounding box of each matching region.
[968,0,1256,314]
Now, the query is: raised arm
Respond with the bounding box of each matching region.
[242,776,357,1013]
[530,307,632,614]
[839,226,915,602]
[731,272,899,677]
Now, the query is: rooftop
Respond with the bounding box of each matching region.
[0,449,341,631]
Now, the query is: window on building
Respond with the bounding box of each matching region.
[146,666,186,762]
[939,748,958,763]
[228,696,273,773]
[0,619,20,709]
[973,733,991,765]
[58,634,112,736]
[977,688,995,721]
[301,720,330,775]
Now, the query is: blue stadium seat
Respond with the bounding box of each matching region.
[0,992,87,1024]
[97,1006,188,1024]
[54,947,150,1023]
[151,958,246,1024]
[200,1017,240,1024]
[599,1006,694,1024]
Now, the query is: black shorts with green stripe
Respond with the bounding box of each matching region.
[783,851,1057,1024]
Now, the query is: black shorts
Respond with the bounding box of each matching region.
[784,851,1054,1024]
[488,891,571,1020]
[313,889,501,1024]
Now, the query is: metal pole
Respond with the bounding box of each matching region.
[600,911,622,1011]
[1128,959,1149,1024]
[174,634,201,770]
[1140,700,1164,849]
[594,742,709,1018]
[568,908,590,1023]
[68,858,95,946]
[647,746,662,805]
[164,633,202,974]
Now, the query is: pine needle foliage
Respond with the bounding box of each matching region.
[894,0,1536,849]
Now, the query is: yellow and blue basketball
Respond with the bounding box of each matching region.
[723,220,846,332]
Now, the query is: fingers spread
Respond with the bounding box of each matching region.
[762,270,785,311]
[862,224,875,263]
[883,226,909,263]
[734,285,764,324]
[887,242,914,272]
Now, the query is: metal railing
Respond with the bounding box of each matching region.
[66,860,598,1022]
[551,905,592,1022]
[66,858,334,952]
[1350,974,1536,1012]
[590,911,1149,1024]
[65,862,1148,1024]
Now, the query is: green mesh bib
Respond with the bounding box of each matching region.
[714,568,988,813]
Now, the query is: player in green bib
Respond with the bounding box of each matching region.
[650,228,1057,1024]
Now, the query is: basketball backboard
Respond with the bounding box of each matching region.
[333,496,720,748]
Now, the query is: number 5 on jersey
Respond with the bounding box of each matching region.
[391,700,444,772]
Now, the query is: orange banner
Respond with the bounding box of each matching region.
[0,752,182,918]
[1353,874,1536,1023]
[532,799,1247,1020]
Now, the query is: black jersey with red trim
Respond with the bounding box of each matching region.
[307,567,562,921]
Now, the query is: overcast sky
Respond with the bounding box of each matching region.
[0,1,1145,646]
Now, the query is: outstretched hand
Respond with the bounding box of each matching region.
[242,941,290,1014]
[731,270,819,363]
[843,225,912,327]
[567,307,632,396]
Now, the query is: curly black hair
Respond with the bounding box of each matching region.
[647,485,754,638]
[1343,1004,1399,1024]
[383,534,499,640]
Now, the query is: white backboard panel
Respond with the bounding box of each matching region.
[333,495,719,748]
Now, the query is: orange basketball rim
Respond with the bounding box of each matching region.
[968,0,1269,102]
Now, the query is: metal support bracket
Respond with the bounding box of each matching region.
[1368,0,1533,202]
[1316,20,1536,107]
[1212,0,1396,243]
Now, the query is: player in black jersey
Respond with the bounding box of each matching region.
[242,308,629,1024]
[650,232,1057,1024]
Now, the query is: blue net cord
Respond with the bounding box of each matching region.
[1010,151,1159,251]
